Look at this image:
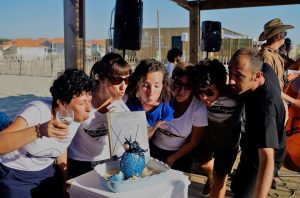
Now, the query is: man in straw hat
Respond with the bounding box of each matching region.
[259,18,300,189]
[259,18,294,88]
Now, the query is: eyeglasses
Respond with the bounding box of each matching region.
[197,88,215,97]
[281,32,287,38]
[107,76,129,85]
[173,79,192,90]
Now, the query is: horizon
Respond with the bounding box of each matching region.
[1,0,300,45]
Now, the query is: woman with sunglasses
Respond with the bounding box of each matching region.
[125,59,174,139]
[148,62,208,172]
[193,59,244,197]
[67,53,131,179]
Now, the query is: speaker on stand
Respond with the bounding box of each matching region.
[201,21,222,58]
[113,0,143,57]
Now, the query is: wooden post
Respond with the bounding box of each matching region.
[64,0,85,71]
[189,1,199,64]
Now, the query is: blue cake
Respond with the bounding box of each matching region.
[109,137,147,181]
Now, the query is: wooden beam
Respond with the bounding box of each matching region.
[189,1,200,64]
[64,0,86,71]
[170,0,191,10]
[193,0,300,10]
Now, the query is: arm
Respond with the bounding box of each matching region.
[166,126,205,167]
[255,147,274,198]
[57,150,68,196]
[0,116,69,154]
[285,58,300,70]
[148,120,165,139]
[281,92,300,109]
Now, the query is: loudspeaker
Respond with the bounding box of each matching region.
[113,0,143,50]
[201,21,222,52]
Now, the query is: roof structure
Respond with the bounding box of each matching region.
[171,0,300,10]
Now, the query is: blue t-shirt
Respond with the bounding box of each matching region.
[126,97,174,127]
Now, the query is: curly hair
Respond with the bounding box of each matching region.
[193,59,227,89]
[50,69,93,110]
[126,59,172,102]
[167,48,183,63]
[90,53,131,82]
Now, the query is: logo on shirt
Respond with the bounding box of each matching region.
[83,124,108,138]
[24,148,62,165]
[155,127,184,138]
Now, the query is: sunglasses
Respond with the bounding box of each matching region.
[197,88,215,97]
[107,76,129,85]
[173,79,193,90]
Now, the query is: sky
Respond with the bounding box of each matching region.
[1,0,300,45]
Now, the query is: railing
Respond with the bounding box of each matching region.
[0,54,230,77]
[0,55,141,77]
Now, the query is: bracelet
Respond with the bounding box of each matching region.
[35,124,42,138]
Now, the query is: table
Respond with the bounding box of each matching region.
[67,169,190,198]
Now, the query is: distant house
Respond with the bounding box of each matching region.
[36,38,52,53]
[0,49,3,59]
[0,38,108,59]
[86,39,105,57]
[0,38,48,59]
[50,38,64,55]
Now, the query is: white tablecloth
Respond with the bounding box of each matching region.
[67,169,190,198]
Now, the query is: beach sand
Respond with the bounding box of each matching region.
[0,75,54,118]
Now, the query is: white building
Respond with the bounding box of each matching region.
[0,39,48,59]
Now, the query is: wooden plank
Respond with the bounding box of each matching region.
[64,0,85,71]
[189,1,200,64]
[194,0,300,10]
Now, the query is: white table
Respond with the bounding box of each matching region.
[67,169,190,198]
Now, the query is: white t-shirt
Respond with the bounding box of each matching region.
[152,96,208,150]
[165,62,175,78]
[0,100,80,171]
[68,99,130,161]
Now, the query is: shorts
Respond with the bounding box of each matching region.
[214,147,239,176]
[0,163,62,198]
[149,142,195,172]
[193,142,214,165]
[68,157,110,179]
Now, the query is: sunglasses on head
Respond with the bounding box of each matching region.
[107,76,129,85]
[197,88,215,97]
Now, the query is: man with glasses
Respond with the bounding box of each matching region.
[259,18,299,188]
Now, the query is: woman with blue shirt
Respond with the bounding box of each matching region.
[125,59,174,139]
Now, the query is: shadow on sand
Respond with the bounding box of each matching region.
[0,94,51,120]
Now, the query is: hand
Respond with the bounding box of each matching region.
[39,119,69,140]
[147,121,165,139]
[166,155,176,167]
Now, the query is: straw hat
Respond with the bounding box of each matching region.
[258,18,294,41]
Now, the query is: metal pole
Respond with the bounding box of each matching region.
[157,9,161,61]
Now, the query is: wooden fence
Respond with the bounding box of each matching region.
[0,55,102,77]
[0,54,230,77]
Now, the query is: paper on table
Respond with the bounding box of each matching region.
[106,111,149,159]
[107,99,130,112]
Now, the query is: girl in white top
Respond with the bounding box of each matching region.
[0,69,93,198]
[150,63,208,172]
[67,53,132,179]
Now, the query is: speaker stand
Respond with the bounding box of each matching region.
[205,51,209,59]
[122,49,126,58]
